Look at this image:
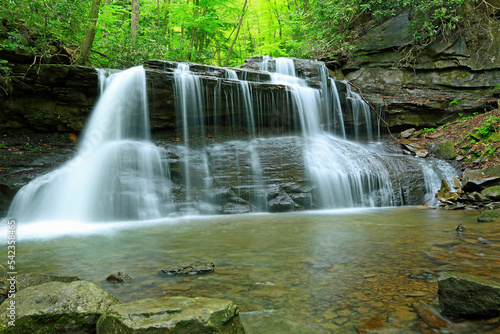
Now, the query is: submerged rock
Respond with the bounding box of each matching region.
[438,271,500,318]
[106,271,132,283]
[97,296,245,334]
[0,280,121,333]
[413,302,453,329]
[160,261,215,276]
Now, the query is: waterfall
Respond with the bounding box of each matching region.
[346,84,375,141]
[260,57,456,208]
[173,63,267,211]
[8,66,173,222]
[7,57,458,222]
[262,58,395,208]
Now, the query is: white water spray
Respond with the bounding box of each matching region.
[8,66,172,222]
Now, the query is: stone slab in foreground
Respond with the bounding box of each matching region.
[97,296,245,333]
[438,271,500,319]
[0,280,121,333]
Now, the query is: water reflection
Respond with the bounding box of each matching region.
[11,207,500,333]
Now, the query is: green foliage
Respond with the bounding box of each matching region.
[458,112,479,121]
[423,127,435,133]
[0,0,484,67]
[473,116,499,138]
[485,146,496,159]
[0,59,10,77]
[0,0,88,58]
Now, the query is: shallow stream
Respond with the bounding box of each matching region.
[8,207,500,333]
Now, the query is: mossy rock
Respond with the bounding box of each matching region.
[0,281,121,333]
[485,165,500,177]
[97,297,245,333]
[438,271,500,318]
[481,186,500,200]
[486,132,500,144]
[478,209,500,222]
[432,140,457,160]
[16,273,80,291]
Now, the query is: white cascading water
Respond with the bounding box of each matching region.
[170,57,456,210]
[262,58,391,207]
[262,57,456,208]
[8,66,172,222]
[7,57,458,223]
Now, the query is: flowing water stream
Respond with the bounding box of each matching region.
[7,57,457,221]
[2,57,482,332]
[6,208,500,333]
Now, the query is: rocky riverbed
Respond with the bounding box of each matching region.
[396,108,500,216]
[2,208,500,333]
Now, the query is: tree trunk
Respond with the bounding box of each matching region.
[131,0,140,41]
[102,0,110,41]
[162,0,171,36]
[187,0,200,61]
[224,0,248,67]
[78,0,102,65]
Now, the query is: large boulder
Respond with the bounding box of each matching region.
[485,165,500,177]
[462,177,500,193]
[481,186,500,201]
[267,189,295,212]
[436,180,460,204]
[0,281,121,333]
[478,209,500,222]
[16,273,80,291]
[432,140,457,160]
[438,272,500,318]
[97,297,245,334]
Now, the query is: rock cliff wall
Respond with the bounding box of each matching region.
[0,58,345,135]
[0,62,98,133]
[332,11,499,131]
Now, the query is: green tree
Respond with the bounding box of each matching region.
[0,0,493,68]
[78,0,102,65]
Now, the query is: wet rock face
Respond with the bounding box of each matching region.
[0,63,99,133]
[0,185,18,218]
[240,56,326,82]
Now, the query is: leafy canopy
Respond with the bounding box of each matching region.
[0,0,483,68]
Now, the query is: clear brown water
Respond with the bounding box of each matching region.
[10,207,500,333]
